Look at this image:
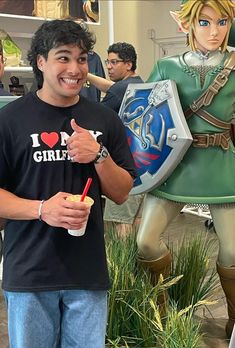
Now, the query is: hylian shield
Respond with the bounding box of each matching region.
[119,80,193,195]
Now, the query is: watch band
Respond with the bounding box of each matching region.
[94,143,109,164]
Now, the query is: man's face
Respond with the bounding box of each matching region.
[193,5,229,53]
[105,52,132,82]
[37,44,88,106]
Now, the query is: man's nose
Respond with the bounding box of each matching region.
[67,61,83,74]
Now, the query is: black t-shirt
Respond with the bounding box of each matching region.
[0,92,136,291]
[101,75,143,113]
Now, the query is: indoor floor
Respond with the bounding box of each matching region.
[0,211,232,348]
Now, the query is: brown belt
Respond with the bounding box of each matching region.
[192,131,231,151]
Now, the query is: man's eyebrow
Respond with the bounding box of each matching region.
[54,49,71,55]
[54,49,88,55]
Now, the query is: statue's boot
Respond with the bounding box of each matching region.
[217,262,235,338]
[138,251,172,316]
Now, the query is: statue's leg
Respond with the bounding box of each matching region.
[137,194,183,314]
[137,194,183,261]
[210,205,235,338]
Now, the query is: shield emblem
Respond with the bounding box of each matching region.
[118,80,193,195]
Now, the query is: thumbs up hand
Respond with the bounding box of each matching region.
[67,119,100,163]
[70,119,85,134]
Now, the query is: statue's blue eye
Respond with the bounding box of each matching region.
[199,20,209,27]
[218,19,227,26]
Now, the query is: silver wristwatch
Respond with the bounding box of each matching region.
[94,143,109,164]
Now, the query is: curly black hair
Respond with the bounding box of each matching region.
[27,19,96,87]
[107,42,137,71]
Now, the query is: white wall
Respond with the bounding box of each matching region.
[93,0,186,80]
[110,0,186,79]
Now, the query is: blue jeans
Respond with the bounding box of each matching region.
[4,290,107,348]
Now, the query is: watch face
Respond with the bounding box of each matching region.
[96,146,109,163]
[101,148,109,158]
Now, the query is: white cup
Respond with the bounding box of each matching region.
[66,195,94,237]
[68,221,88,237]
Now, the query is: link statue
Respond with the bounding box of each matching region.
[137,0,235,338]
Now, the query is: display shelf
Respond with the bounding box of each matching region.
[5,66,32,73]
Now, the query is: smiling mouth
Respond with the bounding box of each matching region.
[62,78,79,85]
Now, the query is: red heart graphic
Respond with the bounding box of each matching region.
[41,132,59,148]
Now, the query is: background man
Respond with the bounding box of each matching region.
[87,41,143,112]
[87,42,144,236]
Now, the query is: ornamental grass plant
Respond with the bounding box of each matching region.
[168,233,219,310]
[106,228,162,347]
[105,228,218,347]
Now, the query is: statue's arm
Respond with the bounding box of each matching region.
[146,61,163,83]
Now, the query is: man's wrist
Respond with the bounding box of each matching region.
[93,143,109,164]
[38,200,45,221]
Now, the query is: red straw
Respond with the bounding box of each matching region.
[80,177,93,202]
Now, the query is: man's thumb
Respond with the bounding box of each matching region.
[71,118,83,133]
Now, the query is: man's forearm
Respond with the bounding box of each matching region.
[95,156,133,204]
[87,73,114,93]
[0,188,40,221]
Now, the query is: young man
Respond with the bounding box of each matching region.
[87,42,144,236]
[0,19,135,347]
[136,0,235,338]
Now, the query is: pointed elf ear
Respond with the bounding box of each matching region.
[170,11,189,34]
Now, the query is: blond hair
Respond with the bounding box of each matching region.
[178,0,235,52]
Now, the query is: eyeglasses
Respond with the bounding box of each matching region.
[104,59,124,66]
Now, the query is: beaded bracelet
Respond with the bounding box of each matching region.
[38,200,45,221]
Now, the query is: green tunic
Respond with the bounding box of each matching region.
[148,51,235,204]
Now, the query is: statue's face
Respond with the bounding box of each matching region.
[193,5,229,53]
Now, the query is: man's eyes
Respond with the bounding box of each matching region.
[58,57,69,62]
[57,56,88,64]
[78,56,88,64]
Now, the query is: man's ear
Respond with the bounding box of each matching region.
[126,61,133,71]
[37,55,44,72]
[170,11,189,34]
